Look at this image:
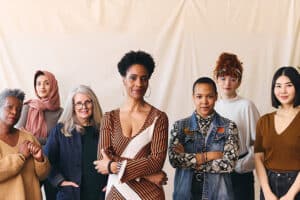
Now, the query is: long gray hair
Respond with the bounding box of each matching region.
[58,85,103,136]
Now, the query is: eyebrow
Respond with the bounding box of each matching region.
[275,81,292,85]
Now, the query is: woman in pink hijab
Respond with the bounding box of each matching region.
[16,70,63,200]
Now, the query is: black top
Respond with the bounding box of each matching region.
[81,126,107,200]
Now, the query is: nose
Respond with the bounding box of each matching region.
[224,79,231,86]
[136,78,143,86]
[280,85,287,93]
[10,107,18,115]
[201,97,209,104]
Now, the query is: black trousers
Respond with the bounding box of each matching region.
[231,171,254,200]
[41,179,57,200]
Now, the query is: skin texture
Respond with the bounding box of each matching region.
[193,83,218,118]
[216,75,240,99]
[0,96,44,162]
[35,75,51,99]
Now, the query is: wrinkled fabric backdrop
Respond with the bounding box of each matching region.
[1,0,300,199]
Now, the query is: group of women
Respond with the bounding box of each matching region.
[0,50,299,200]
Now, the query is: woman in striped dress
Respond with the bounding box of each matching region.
[94,50,169,200]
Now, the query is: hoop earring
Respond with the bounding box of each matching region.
[145,86,151,98]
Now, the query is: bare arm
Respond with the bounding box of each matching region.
[255,152,278,200]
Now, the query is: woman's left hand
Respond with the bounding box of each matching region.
[27,141,44,162]
[93,149,111,175]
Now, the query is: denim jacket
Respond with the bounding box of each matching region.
[169,111,239,200]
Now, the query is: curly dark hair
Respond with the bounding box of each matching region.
[213,52,243,82]
[117,50,155,78]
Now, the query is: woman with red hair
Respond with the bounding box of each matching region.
[213,52,260,200]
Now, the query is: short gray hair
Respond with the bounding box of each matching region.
[0,89,25,108]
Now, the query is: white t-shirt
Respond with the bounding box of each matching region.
[215,95,260,173]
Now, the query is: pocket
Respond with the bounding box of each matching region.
[184,135,194,143]
[210,133,226,151]
[213,133,226,141]
[183,135,195,153]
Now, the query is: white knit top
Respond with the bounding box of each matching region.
[215,95,260,173]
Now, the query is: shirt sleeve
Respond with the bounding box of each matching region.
[0,153,26,182]
[43,125,65,187]
[254,117,264,153]
[168,121,199,170]
[204,121,239,173]
[235,102,260,173]
[31,136,50,181]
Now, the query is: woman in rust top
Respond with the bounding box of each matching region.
[254,66,300,200]
[94,50,169,200]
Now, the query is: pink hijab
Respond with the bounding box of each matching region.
[24,70,60,138]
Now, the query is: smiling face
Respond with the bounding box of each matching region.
[274,75,296,107]
[73,93,93,125]
[216,75,240,98]
[123,64,149,100]
[193,83,218,118]
[0,96,22,126]
[35,75,51,99]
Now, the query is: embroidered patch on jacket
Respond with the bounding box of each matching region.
[183,128,194,135]
[216,127,225,134]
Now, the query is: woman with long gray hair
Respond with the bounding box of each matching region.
[44,85,107,200]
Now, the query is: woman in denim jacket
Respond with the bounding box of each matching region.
[169,77,239,200]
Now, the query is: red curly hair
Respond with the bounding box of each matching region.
[213,52,243,82]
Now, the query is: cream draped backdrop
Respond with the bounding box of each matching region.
[0,1,300,199]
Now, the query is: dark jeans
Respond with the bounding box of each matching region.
[231,171,254,200]
[191,172,203,200]
[260,170,300,200]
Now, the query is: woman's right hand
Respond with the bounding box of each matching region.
[60,181,79,188]
[18,140,31,159]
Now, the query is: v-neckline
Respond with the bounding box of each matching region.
[272,111,300,136]
[0,131,20,148]
[117,106,154,139]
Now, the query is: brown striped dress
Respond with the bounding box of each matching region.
[98,106,169,200]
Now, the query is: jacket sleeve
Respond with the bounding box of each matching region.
[168,121,198,170]
[44,124,65,187]
[204,121,239,173]
[0,153,26,182]
[30,136,51,181]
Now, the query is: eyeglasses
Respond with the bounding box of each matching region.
[74,100,93,109]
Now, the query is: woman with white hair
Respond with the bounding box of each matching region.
[44,85,107,200]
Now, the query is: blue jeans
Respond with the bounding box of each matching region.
[260,170,300,200]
